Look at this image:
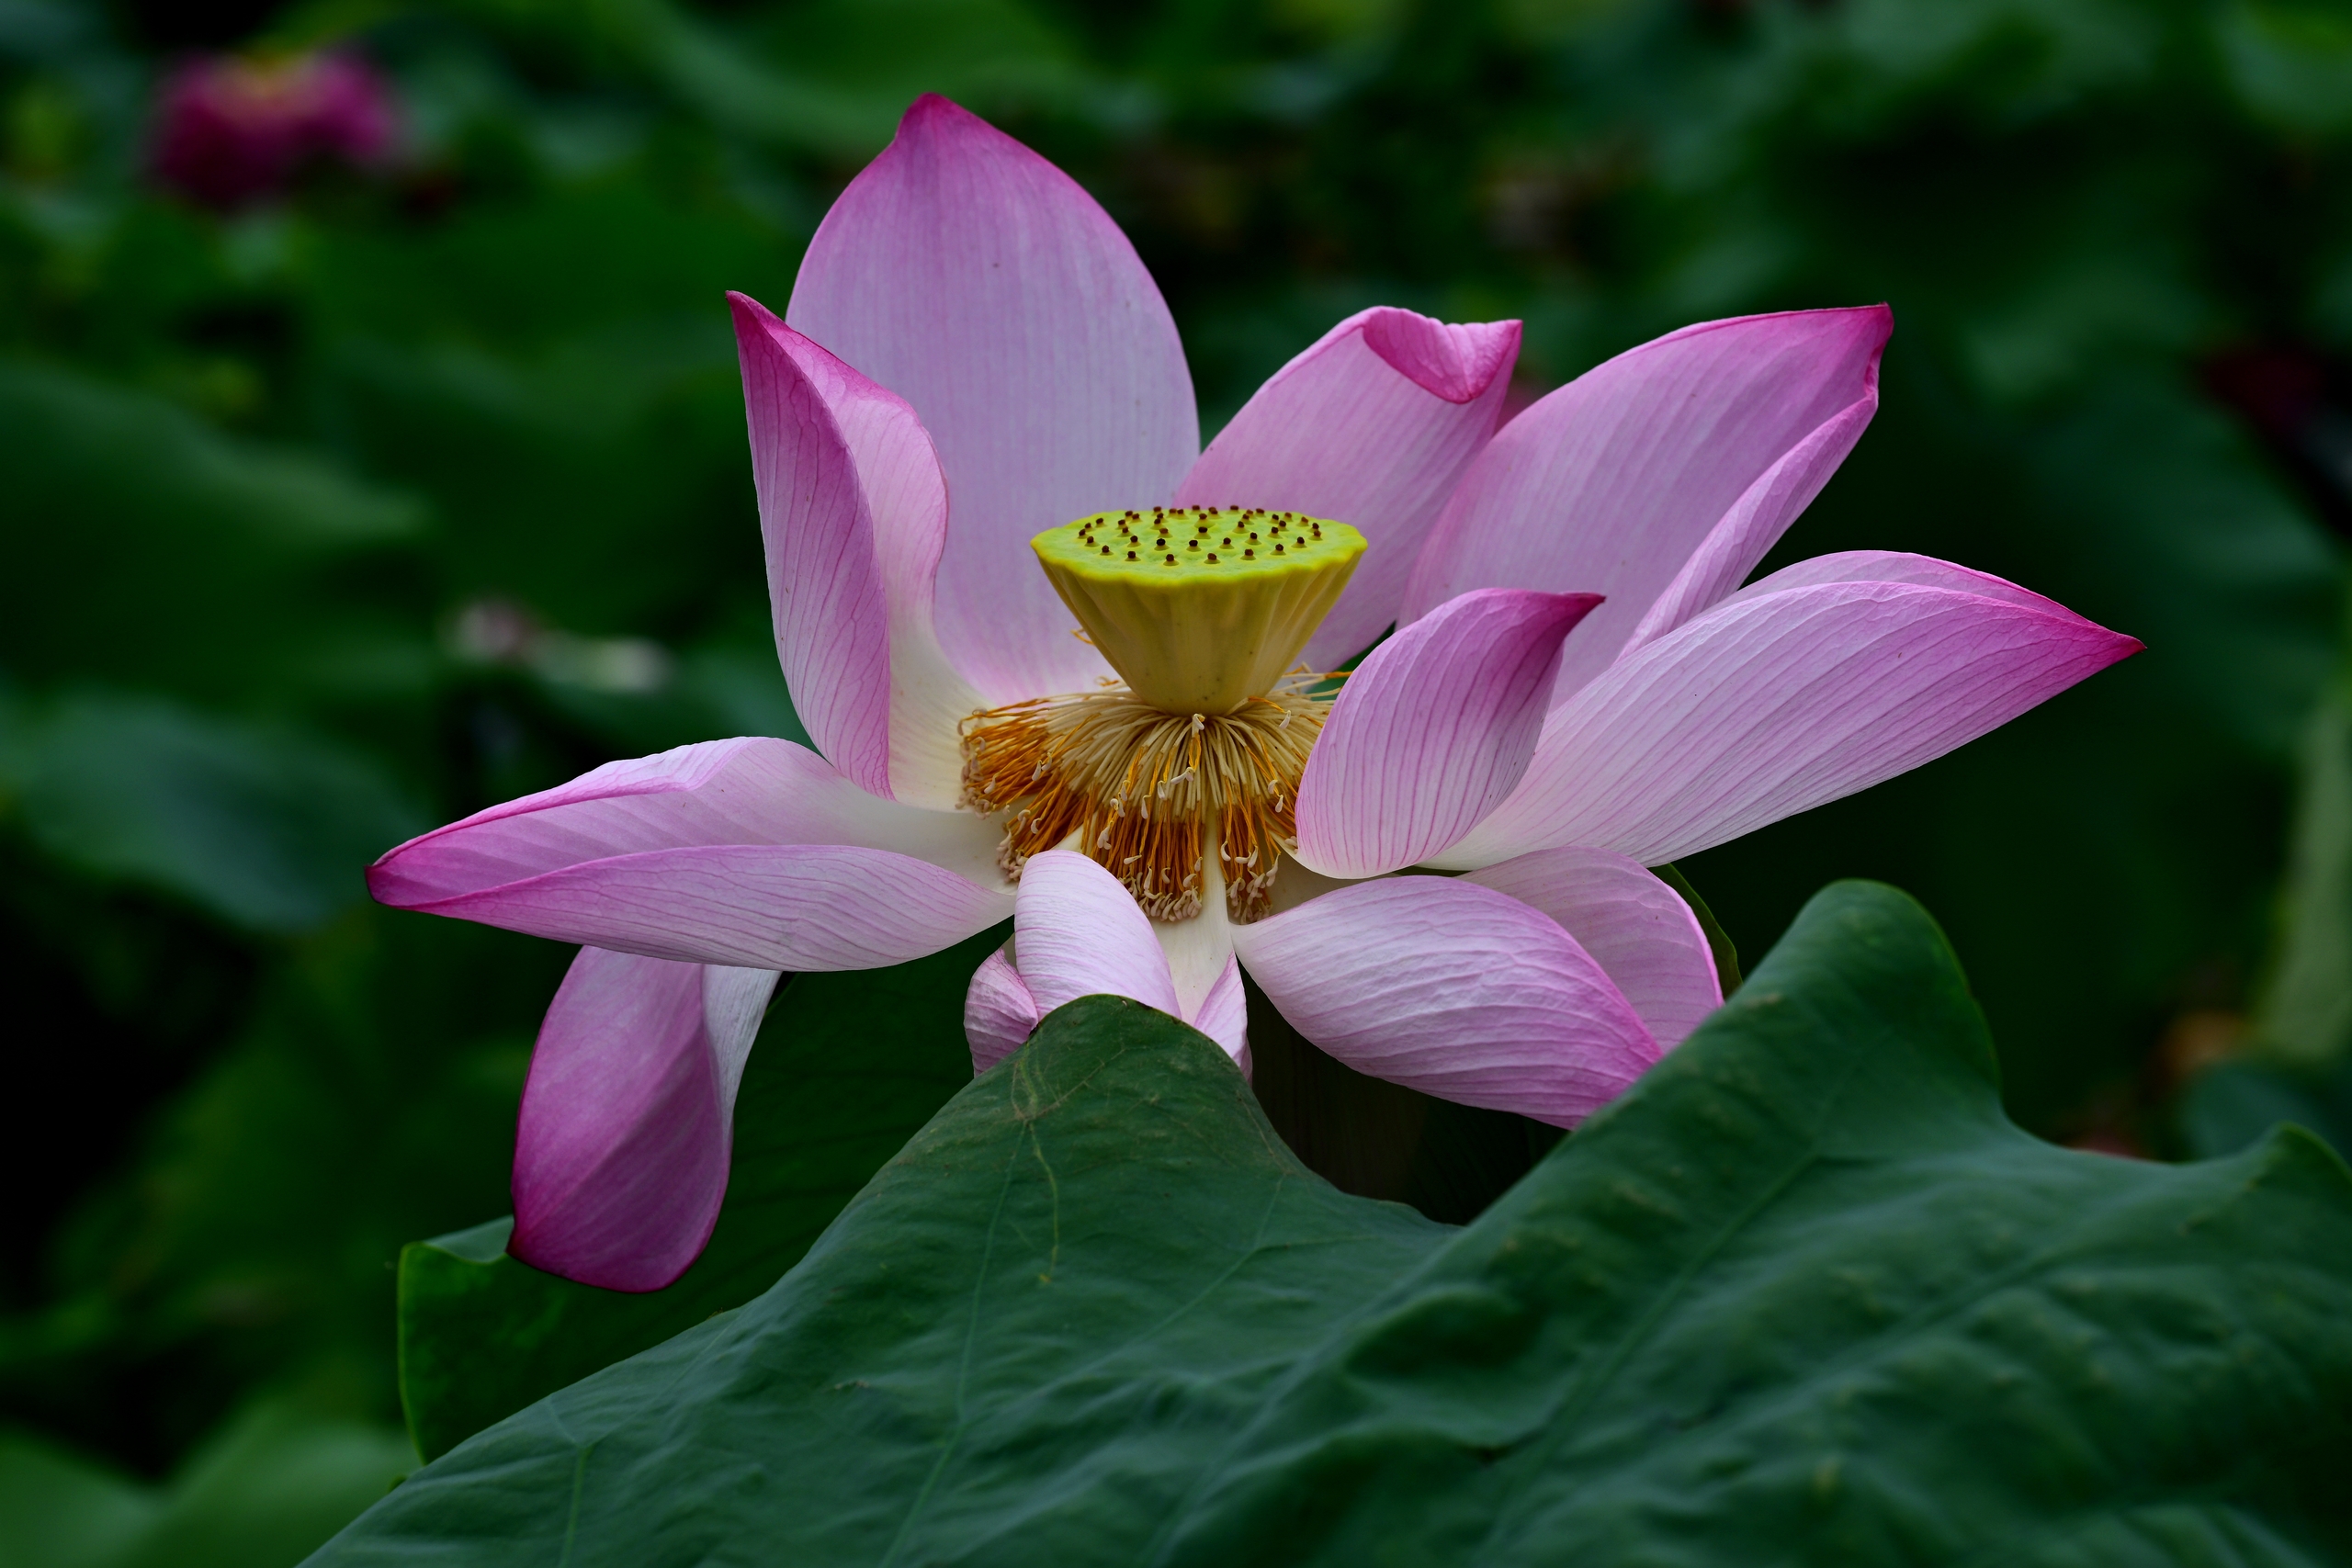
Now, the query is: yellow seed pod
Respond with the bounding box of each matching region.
[1031,507,1364,715]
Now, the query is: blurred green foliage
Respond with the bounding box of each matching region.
[3,0,2350,1559]
[2,1402,416,1568]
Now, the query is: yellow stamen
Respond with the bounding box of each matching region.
[961,678,1329,922]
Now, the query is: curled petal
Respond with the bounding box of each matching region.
[1231,876,1657,1127]
[1403,306,1892,705]
[396,843,1012,971]
[729,296,980,807]
[1463,848,1721,1048]
[1435,578,2143,870]
[1175,308,1521,666]
[369,737,1003,909]
[1013,850,1182,1017]
[964,950,1040,1073]
[511,949,780,1292]
[729,293,893,796]
[1295,589,1600,878]
[787,94,1196,704]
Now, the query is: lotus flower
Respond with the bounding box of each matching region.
[369,96,2137,1291]
[150,49,396,209]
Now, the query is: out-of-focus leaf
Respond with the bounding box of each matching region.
[2250,674,2352,1066]
[671,645,809,747]
[521,644,812,759]
[0,362,427,701]
[394,925,1003,1463]
[2020,375,2342,758]
[0,1401,411,1568]
[2189,660,2352,1164]
[2,911,560,1464]
[2180,1056,2352,1163]
[533,0,1089,158]
[2215,0,2352,136]
[0,691,424,932]
[303,185,777,637]
[317,884,2352,1564]
[0,1428,154,1568]
[1955,248,2208,404]
[303,182,786,355]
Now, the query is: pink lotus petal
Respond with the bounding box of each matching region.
[1187,953,1250,1066]
[510,949,780,1292]
[1295,588,1601,878]
[1013,850,1182,1017]
[964,949,1039,1073]
[1155,858,1239,1022]
[1434,579,2143,870]
[729,293,893,797]
[1402,306,1892,705]
[730,296,980,808]
[1725,549,2100,623]
[1463,847,1721,1048]
[787,95,1196,704]
[1620,397,1876,655]
[1174,308,1520,667]
[1230,875,1657,1127]
[368,737,1003,909]
[398,843,1012,971]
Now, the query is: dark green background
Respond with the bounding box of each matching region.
[4,0,2349,1559]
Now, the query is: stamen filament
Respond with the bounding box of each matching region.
[960,675,1335,921]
